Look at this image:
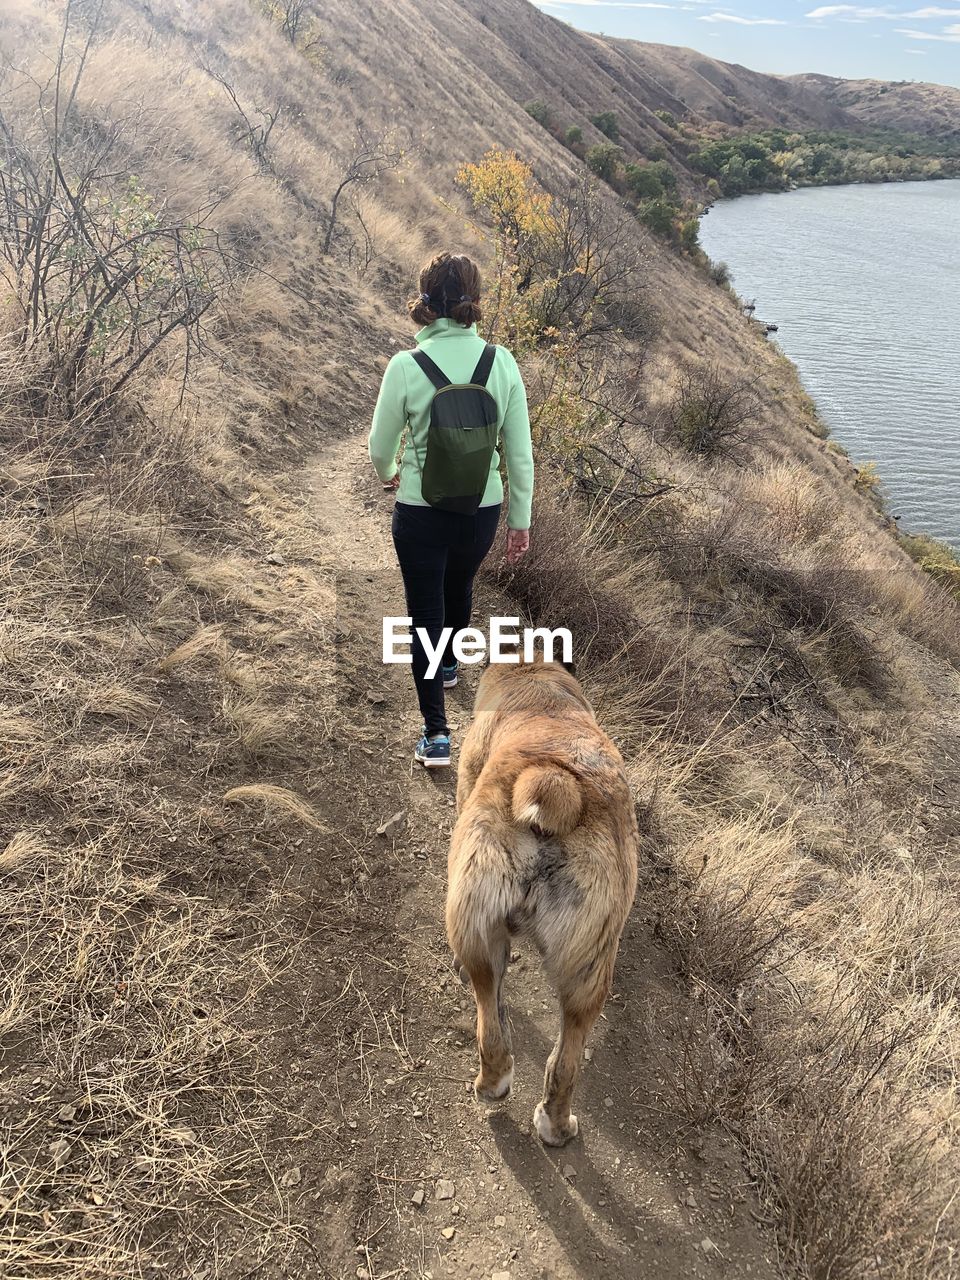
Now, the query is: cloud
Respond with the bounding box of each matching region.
[803,3,885,12]
[806,2,960,14]
[805,2,960,18]
[699,10,788,20]
[807,4,887,12]
[896,20,960,31]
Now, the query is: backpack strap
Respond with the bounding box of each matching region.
[470,343,496,387]
[410,350,451,391]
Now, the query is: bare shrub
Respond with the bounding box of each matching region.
[664,364,762,461]
[261,0,325,58]
[483,480,717,740]
[200,62,283,167]
[323,126,404,255]
[0,8,228,417]
[525,174,655,342]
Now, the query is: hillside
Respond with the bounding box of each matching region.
[2,1,960,1279]
[433,1,960,201]
[579,39,851,132]
[587,37,960,139]
[789,73,960,142]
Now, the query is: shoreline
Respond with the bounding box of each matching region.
[699,171,960,214]
[698,180,960,568]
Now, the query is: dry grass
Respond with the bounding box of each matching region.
[222,784,324,829]
[156,624,228,675]
[0,823,306,1277]
[492,425,960,1276]
[2,0,959,1276]
[602,723,960,1280]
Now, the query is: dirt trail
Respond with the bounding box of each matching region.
[280,427,784,1280]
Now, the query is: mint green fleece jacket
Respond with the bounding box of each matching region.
[368,318,534,530]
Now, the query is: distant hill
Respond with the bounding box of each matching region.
[603,39,960,140]
[451,0,958,202]
[788,73,960,142]
[594,39,852,131]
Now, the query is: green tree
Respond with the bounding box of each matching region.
[565,124,583,146]
[648,160,678,191]
[585,142,623,182]
[624,163,663,199]
[524,99,552,127]
[720,153,749,195]
[639,198,678,239]
[680,218,700,252]
[590,111,620,142]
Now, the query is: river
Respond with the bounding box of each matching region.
[698,179,960,550]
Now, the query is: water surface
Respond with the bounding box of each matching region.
[698,180,960,549]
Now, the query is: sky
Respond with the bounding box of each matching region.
[531,0,960,87]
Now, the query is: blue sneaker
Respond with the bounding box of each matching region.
[442,662,459,689]
[415,730,451,768]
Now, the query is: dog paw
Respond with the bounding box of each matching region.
[475,1065,513,1102]
[533,1102,579,1146]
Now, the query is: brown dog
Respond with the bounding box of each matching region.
[446,657,638,1146]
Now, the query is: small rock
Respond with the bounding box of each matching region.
[603,1096,613,1108]
[561,1163,577,1180]
[492,1272,511,1280]
[56,1104,77,1123]
[683,1190,699,1209]
[376,810,406,838]
[266,552,285,565]
[435,1178,455,1201]
[700,1236,721,1257]
[411,1188,426,1207]
[494,1214,506,1228]
[367,692,386,705]
[583,1046,592,1061]
[441,1226,456,1241]
[47,1137,71,1170]
[280,1166,302,1187]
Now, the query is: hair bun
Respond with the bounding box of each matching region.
[409,252,482,328]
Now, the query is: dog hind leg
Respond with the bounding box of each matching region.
[463,932,513,1101]
[534,946,614,1146]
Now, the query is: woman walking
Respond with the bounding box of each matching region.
[368,252,533,767]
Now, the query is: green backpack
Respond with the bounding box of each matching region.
[410,343,499,515]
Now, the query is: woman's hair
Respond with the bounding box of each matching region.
[408,252,482,328]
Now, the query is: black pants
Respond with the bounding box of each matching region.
[391,501,501,736]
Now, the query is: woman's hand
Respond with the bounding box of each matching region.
[505,527,530,565]
[382,472,400,492]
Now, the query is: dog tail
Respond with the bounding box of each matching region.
[512,764,583,837]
